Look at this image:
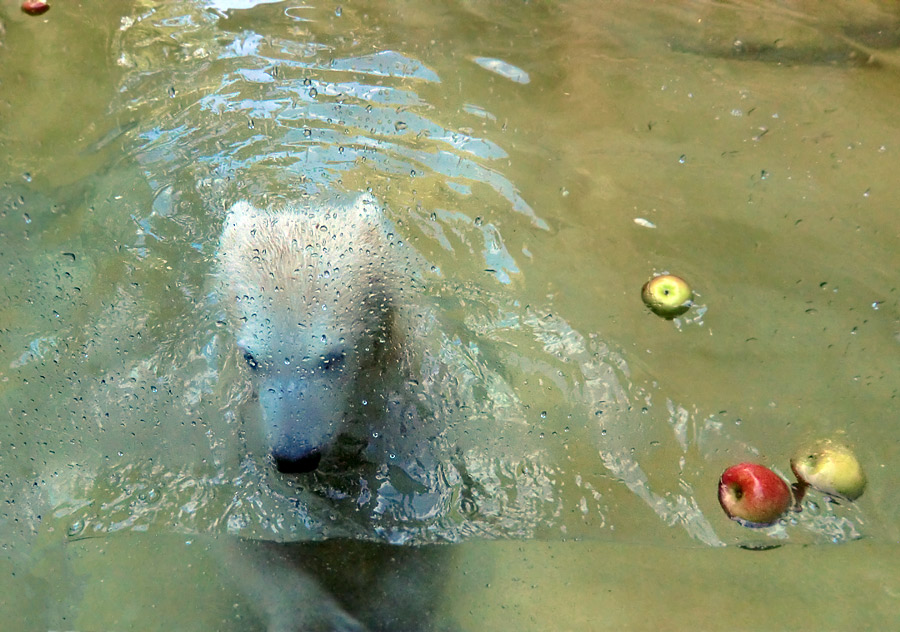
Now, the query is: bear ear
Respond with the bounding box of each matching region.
[349,192,382,224]
[224,200,262,226]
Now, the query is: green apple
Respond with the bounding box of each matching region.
[791,440,866,501]
[641,274,693,318]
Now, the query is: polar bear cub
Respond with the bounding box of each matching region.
[216,193,403,474]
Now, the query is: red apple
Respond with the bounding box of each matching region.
[22,0,50,15]
[718,463,792,527]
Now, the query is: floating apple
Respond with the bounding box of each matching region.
[718,463,792,527]
[791,439,866,501]
[22,0,50,15]
[641,274,693,318]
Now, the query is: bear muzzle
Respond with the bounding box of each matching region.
[258,373,348,474]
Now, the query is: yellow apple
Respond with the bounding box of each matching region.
[791,440,866,501]
[641,274,693,318]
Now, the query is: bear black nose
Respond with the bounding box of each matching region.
[273,450,322,474]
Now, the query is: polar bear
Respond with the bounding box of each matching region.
[216,192,410,475]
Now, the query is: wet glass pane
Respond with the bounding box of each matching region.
[1,0,898,629]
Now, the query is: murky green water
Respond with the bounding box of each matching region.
[1,1,898,629]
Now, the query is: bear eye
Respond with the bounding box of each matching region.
[321,351,346,372]
[243,351,260,371]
